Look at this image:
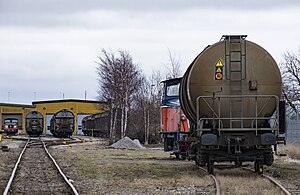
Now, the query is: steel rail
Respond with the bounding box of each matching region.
[3,138,30,195]
[242,167,291,195]
[198,166,221,195]
[42,140,79,195]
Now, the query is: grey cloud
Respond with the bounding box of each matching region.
[1,0,300,27]
[1,0,300,28]
[1,0,300,14]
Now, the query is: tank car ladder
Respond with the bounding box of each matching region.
[224,35,247,128]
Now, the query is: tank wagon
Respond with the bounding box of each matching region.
[82,111,110,137]
[181,35,286,174]
[161,77,189,159]
[25,111,44,136]
[2,118,19,135]
[50,109,75,138]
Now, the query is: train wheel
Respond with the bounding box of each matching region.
[207,160,214,174]
[264,153,274,166]
[254,160,263,174]
[235,161,242,167]
[195,154,200,166]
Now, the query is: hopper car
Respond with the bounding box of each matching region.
[181,35,286,174]
[82,111,110,137]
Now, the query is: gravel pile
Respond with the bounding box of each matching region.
[132,139,145,149]
[110,137,144,150]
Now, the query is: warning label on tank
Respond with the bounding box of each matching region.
[216,59,223,67]
[215,59,224,80]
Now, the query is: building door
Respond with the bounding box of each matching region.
[46,114,53,135]
[76,114,90,135]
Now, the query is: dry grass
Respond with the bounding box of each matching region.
[215,168,282,195]
[52,143,215,194]
[51,141,300,194]
[277,144,300,160]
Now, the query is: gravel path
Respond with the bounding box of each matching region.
[9,141,73,195]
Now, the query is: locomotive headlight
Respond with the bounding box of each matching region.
[180,115,186,121]
[4,125,8,129]
[13,125,17,128]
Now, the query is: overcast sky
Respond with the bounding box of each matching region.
[1,0,300,104]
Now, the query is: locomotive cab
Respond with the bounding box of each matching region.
[161,77,189,159]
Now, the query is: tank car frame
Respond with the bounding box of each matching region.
[181,35,286,174]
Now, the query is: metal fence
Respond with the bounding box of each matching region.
[286,114,300,145]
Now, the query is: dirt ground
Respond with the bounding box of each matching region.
[1,138,300,194]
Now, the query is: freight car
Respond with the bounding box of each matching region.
[25,111,44,137]
[161,77,189,159]
[50,109,74,138]
[2,118,19,135]
[181,35,286,174]
[82,111,110,137]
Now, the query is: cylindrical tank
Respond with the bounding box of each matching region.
[180,36,282,128]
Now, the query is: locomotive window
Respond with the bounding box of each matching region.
[4,119,18,124]
[166,83,180,96]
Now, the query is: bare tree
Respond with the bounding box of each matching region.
[281,49,300,114]
[164,49,182,79]
[126,70,162,144]
[96,49,142,141]
[144,71,163,144]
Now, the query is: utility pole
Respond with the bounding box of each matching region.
[8,91,10,103]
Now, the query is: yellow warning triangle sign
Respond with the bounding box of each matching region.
[216,67,222,72]
[216,59,223,67]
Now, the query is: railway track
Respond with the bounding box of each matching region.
[197,163,294,195]
[198,166,221,195]
[242,166,293,195]
[3,138,79,195]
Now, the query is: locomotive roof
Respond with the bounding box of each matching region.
[54,109,74,118]
[161,77,182,84]
[26,111,43,118]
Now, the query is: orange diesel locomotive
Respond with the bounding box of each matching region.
[161,77,189,159]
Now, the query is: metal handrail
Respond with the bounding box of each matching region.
[196,95,280,135]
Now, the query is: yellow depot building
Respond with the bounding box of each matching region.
[0,99,108,135]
